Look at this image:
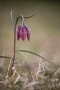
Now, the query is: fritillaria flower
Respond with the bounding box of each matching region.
[17,25,30,41]
[17,15,30,41]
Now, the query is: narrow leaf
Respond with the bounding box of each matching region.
[24,5,39,18]
[15,50,59,67]
[10,11,15,29]
[0,56,11,59]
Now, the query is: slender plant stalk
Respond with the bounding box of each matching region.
[12,24,16,67]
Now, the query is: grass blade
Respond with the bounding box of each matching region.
[0,56,11,59]
[15,50,59,67]
[24,5,39,18]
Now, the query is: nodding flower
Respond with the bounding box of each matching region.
[17,14,30,41]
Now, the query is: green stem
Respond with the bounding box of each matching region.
[12,24,16,67]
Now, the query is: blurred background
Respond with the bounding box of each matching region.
[0,0,60,69]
